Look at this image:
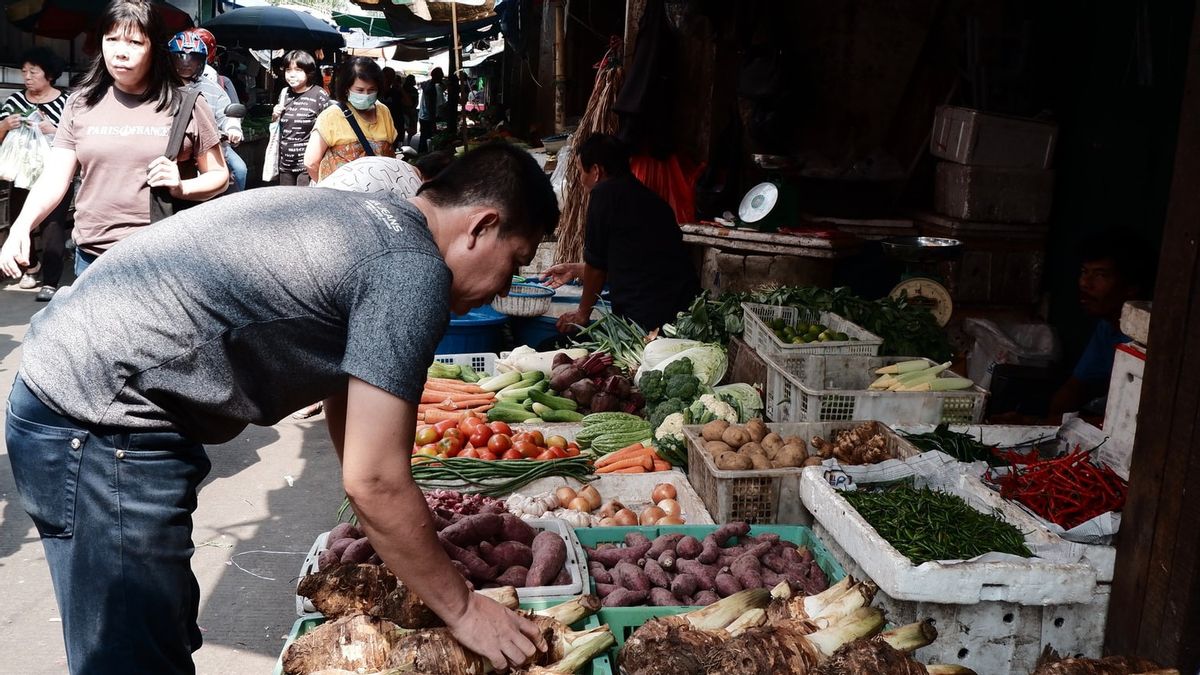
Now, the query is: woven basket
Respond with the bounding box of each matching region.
[491,282,555,317]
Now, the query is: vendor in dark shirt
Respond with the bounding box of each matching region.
[543,134,699,332]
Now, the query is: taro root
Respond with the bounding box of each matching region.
[281,613,406,675]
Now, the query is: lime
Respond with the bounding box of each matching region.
[835,332,849,341]
[794,321,810,334]
[791,336,806,344]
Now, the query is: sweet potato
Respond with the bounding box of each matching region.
[341,537,375,564]
[328,522,362,544]
[742,538,775,559]
[730,554,763,590]
[602,588,648,607]
[614,560,651,594]
[499,514,537,545]
[430,512,453,531]
[693,590,720,606]
[762,552,790,574]
[596,582,619,598]
[709,522,752,547]
[527,531,567,586]
[696,537,722,564]
[643,558,672,589]
[327,537,355,562]
[552,568,571,586]
[317,549,341,570]
[675,535,703,560]
[670,573,699,599]
[589,561,613,584]
[439,513,504,547]
[494,566,530,587]
[714,572,743,597]
[586,541,652,567]
[624,531,653,549]
[649,587,678,607]
[481,541,534,569]
[658,550,677,570]
[675,559,717,591]
[647,533,685,559]
[438,536,498,580]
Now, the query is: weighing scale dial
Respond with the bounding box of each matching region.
[889,277,954,327]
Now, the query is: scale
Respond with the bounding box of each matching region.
[880,236,963,326]
[737,154,799,232]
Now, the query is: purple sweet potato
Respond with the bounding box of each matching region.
[327,537,355,562]
[430,512,453,531]
[670,573,699,599]
[601,588,648,607]
[675,559,717,591]
[647,533,685,559]
[709,522,751,547]
[440,513,504,547]
[328,522,362,544]
[552,568,572,586]
[658,550,677,571]
[649,587,678,607]
[742,538,775,559]
[730,554,763,590]
[693,590,720,606]
[317,549,341,569]
[482,541,534,569]
[586,542,652,568]
[494,566,530,587]
[762,552,790,574]
[715,572,743,598]
[589,561,613,584]
[762,570,784,588]
[642,559,672,589]
[614,560,651,594]
[675,535,703,560]
[438,535,498,580]
[697,537,722,564]
[340,537,375,564]
[527,531,567,586]
[624,532,653,549]
[596,582,619,598]
[499,514,537,545]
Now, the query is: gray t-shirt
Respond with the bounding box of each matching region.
[20,186,451,444]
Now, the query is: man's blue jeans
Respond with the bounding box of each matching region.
[6,377,211,674]
[223,144,247,192]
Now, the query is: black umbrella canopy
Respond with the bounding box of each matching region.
[202,6,344,51]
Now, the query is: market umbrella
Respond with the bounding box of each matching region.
[5,0,192,40]
[202,6,345,51]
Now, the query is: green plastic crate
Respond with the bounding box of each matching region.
[575,524,846,652]
[273,598,613,675]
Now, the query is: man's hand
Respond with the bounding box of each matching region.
[539,262,583,289]
[227,128,243,146]
[444,593,546,671]
[556,308,589,333]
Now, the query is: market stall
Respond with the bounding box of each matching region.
[271,283,1160,675]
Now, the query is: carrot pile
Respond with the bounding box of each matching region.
[417,378,496,424]
[594,443,672,475]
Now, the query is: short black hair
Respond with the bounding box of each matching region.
[335,57,383,104]
[19,47,65,83]
[576,133,631,176]
[417,142,559,241]
[414,151,454,181]
[282,50,321,87]
[1080,230,1157,296]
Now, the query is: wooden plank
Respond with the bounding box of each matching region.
[680,223,848,249]
[681,233,856,260]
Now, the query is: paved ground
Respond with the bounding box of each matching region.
[0,271,344,673]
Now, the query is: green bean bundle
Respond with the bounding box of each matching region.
[411,456,594,497]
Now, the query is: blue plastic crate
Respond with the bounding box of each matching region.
[436,305,508,355]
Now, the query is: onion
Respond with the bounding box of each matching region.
[598,500,626,519]
[651,483,677,503]
[657,515,685,525]
[640,506,666,525]
[598,517,616,527]
[578,485,602,511]
[567,496,592,512]
[613,509,638,526]
[658,499,681,518]
[555,487,578,505]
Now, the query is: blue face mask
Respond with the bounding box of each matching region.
[347,92,377,110]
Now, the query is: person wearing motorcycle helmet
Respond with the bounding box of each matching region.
[168,30,246,192]
[191,27,240,105]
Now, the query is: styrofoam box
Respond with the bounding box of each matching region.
[764,353,988,424]
[931,105,1058,169]
[295,518,589,616]
[513,469,714,525]
[934,162,1055,224]
[1103,343,1144,480]
[432,352,497,376]
[799,465,1098,606]
[814,522,1109,675]
[1120,300,1151,346]
[892,422,1116,582]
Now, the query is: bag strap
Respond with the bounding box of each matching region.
[337,102,376,157]
[165,88,201,161]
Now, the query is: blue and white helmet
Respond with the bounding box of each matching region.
[167,30,208,59]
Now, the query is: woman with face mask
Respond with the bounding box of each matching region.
[305,57,397,183]
[273,50,329,187]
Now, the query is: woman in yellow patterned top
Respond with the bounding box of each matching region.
[304,57,396,182]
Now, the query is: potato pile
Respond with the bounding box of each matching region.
[701,419,821,471]
[810,421,894,465]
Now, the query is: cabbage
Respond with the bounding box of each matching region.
[637,344,727,387]
[713,383,763,422]
[641,338,703,370]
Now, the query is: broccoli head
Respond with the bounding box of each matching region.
[662,357,694,379]
[648,397,689,431]
[666,373,700,401]
[638,370,666,403]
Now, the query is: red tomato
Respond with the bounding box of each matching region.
[514,440,540,459]
[488,421,512,436]
[526,430,545,447]
[511,432,528,444]
[433,419,459,436]
[414,426,440,446]
[442,428,463,443]
[565,445,581,457]
[535,450,557,461]
[459,416,485,436]
[417,443,439,457]
[548,447,567,459]
[437,437,462,456]
[459,447,479,459]
[469,428,492,448]
[477,450,498,461]
[501,448,523,461]
[488,434,512,453]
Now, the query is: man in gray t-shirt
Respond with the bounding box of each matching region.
[4,144,559,675]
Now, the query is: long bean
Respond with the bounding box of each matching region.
[842,483,1032,564]
[411,456,594,497]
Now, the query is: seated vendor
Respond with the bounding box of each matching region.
[1048,234,1153,420]
[542,133,700,333]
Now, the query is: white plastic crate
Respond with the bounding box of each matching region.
[433,352,497,377]
[514,469,714,525]
[764,353,988,424]
[741,302,883,369]
[295,518,588,616]
[814,522,1109,675]
[799,464,1099,606]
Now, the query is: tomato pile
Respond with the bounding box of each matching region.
[413,414,582,461]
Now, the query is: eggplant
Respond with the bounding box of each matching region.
[603,375,632,399]
[550,365,586,392]
[568,379,598,406]
[590,392,619,412]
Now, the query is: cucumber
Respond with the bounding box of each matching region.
[480,371,522,392]
[540,409,584,423]
[519,370,545,384]
[529,388,578,411]
[531,402,553,417]
[496,381,549,400]
[581,412,643,426]
[488,404,537,424]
